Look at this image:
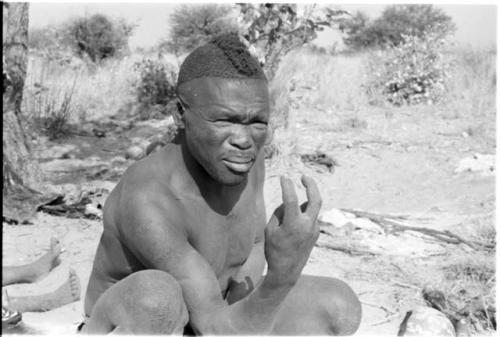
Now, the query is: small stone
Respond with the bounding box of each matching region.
[125,145,145,160]
[93,129,106,138]
[80,124,93,136]
[60,152,77,159]
[85,204,101,218]
[399,306,455,337]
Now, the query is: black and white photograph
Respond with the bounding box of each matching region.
[2,1,497,336]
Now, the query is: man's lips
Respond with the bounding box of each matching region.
[222,157,254,173]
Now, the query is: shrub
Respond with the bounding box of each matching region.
[365,27,452,106]
[29,26,60,51]
[339,11,373,50]
[28,26,83,70]
[162,4,238,55]
[132,58,177,118]
[64,14,135,63]
[341,5,455,50]
[238,4,348,80]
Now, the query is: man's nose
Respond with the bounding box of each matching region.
[228,125,252,150]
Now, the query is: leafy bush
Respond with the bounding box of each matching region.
[64,14,135,63]
[341,5,455,50]
[238,4,348,80]
[162,4,238,55]
[28,26,83,69]
[365,27,452,106]
[338,11,373,50]
[132,58,177,118]
[29,26,60,51]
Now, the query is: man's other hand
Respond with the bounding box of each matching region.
[264,175,322,286]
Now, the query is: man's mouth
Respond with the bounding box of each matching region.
[222,157,253,173]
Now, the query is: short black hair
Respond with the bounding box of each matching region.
[176,33,266,88]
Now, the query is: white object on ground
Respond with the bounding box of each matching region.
[455,153,495,176]
[318,208,355,228]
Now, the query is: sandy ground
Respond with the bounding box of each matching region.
[2,103,495,336]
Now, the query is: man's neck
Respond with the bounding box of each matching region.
[177,134,247,215]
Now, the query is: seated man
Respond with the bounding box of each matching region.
[81,33,361,335]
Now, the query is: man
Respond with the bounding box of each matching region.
[82,33,361,335]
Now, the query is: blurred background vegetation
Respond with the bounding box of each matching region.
[21,4,495,141]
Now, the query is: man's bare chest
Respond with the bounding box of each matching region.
[184,202,264,278]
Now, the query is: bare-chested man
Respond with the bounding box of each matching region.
[81,34,361,335]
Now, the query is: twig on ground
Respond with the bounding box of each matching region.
[361,301,397,315]
[481,296,493,330]
[361,301,400,326]
[371,312,400,326]
[390,262,405,275]
[340,208,494,251]
[392,281,420,290]
[358,290,374,297]
[315,241,380,256]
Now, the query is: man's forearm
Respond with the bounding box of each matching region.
[199,273,294,335]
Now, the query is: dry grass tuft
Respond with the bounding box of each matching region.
[445,47,496,117]
[441,253,496,334]
[23,53,140,128]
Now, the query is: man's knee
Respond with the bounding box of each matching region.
[127,270,183,302]
[117,270,189,333]
[321,278,362,335]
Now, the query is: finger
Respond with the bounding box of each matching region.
[269,203,284,228]
[280,176,299,218]
[301,175,322,218]
[273,203,285,221]
[266,204,285,235]
[300,201,319,232]
[266,214,279,233]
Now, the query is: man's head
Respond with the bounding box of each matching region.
[176,34,270,186]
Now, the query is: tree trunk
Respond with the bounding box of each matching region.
[3,2,42,193]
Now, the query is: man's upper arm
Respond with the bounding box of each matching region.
[117,192,226,324]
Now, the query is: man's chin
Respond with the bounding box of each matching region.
[218,171,248,186]
[202,161,252,186]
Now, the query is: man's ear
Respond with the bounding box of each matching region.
[173,97,186,129]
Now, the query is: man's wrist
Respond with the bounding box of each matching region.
[261,271,297,295]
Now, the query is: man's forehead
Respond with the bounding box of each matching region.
[178,77,269,103]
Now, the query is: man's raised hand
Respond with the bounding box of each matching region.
[264,175,322,287]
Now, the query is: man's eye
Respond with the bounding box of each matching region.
[214,120,232,126]
[252,122,268,130]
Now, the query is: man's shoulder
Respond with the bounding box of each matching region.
[120,146,178,193]
[116,147,182,217]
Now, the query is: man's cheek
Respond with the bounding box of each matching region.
[254,130,268,148]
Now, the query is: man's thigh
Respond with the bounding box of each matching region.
[82,270,188,334]
[271,275,362,335]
